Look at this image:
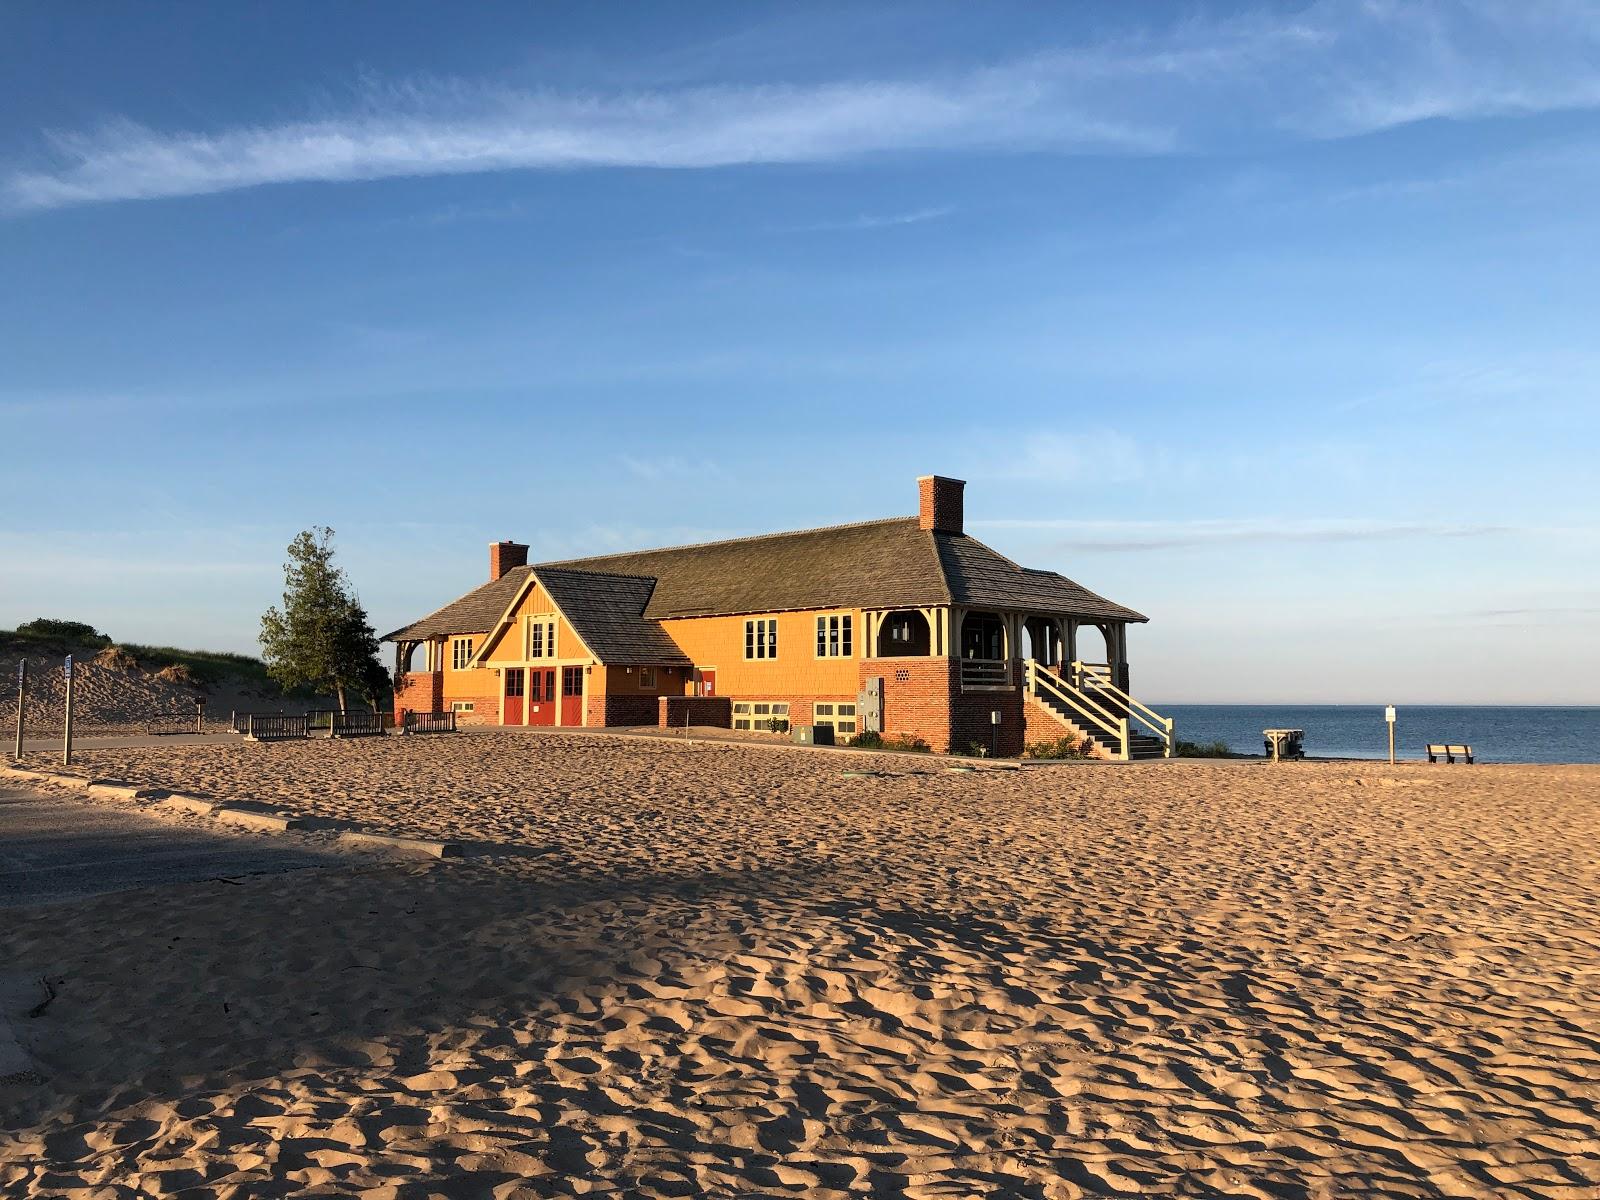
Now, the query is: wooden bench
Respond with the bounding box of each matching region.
[1426,743,1474,764]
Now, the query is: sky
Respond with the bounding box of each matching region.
[2,1,1598,704]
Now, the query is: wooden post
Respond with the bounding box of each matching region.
[1386,705,1396,765]
[196,698,205,735]
[62,655,75,766]
[12,659,24,760]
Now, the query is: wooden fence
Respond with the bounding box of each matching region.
[244,714,309,741]
[402,710,457,735]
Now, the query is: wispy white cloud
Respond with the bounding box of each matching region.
[973,517,1518,552]
[777,206,954,234]
[5,2,1599,212]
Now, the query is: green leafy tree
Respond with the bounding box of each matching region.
[259,528,388,712]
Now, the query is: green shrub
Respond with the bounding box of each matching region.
[765,716,790,734]
[849,730,931,753]
[1023,735,1095,760]
[12,618,111,646]
[1176,738,1232,758]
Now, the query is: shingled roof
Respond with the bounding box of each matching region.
[533,569,689,665]
[383,514,1144,649]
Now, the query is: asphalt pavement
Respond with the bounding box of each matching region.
[0,782,332,909]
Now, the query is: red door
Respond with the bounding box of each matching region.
[528,668,557,726]
[560,666,584,726]
[502,668,525,725]
[699,668,717,697]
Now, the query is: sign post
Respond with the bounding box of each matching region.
[195,697,205,735]
[1385,704,1397,766]
[990,709,1001,758]
[12,659,24,761]
[62,655,75,767]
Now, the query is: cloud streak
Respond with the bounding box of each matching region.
[974,517,1515,552]
[6,2,1600,212]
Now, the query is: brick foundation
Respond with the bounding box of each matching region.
[658,696,733,728]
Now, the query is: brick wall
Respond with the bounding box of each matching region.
[586,694,658,727]
[860,657,955,752]
[394,671,443,725]
[1022,693,1114,760]
[951,672,1025,757]
[658,696,732,728]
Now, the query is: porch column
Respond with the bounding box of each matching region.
[1111,623,1131,693]
[1065,620,1079,669]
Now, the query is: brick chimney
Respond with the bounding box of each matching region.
[489,540,529,581]
[917,475,965,534]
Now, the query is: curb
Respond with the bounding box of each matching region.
[159,794,218,817]
[338,831,462,859]
[86,781,160,801]
[215,808,307,832]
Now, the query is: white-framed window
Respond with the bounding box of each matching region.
[814,702,858,735]
[525,616,557,660]
[744,618,778,660]
[639,667,657,690]
[451,700,475,713]
[451,637,475,670]
[815,613,853,658]
[732,700,790,732]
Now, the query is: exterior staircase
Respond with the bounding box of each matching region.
[1023,660,1174,761]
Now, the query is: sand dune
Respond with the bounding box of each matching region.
[2,735,1597,1197]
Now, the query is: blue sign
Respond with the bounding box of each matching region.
[64,655,72,679]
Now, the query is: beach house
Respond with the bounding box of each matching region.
[383,475,1173,758]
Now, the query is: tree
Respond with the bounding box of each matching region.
[259,528,388,712]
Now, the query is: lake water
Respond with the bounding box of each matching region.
[1156,705,1600,765]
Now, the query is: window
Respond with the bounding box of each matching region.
[815,614,853,658]
[562,666,583,697]
[526,616,557,660]
[732,700,789,732]
[744,618,778,660]
[451,700,475,713]
[639,666,657,690]
[451,638,475,670]
[814,702,858,735]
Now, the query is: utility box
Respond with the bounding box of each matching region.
[858,676,884,734]
[793,724,835,746]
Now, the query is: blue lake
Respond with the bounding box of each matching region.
[1156,705,1600,764]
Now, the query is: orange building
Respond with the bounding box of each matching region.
[383,476,1172,758]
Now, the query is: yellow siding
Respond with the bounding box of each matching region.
[661,609,861,696]
[482,580,592,665]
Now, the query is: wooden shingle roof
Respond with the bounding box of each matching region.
[532,569,689,665]
[384,514,1145,650]
[541,518,949,619]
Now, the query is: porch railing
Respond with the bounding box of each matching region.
[402,710,457,735]
[959,659,1011,688]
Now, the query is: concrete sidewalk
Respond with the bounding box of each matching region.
[0,782,333,909]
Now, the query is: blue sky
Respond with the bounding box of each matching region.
[2,1,1597,703]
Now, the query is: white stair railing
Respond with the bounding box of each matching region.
[1069,661,1176,758]
[1024,661,1130,760]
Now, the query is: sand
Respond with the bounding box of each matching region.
[2,733,1597,1198]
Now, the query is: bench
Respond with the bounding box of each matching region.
[1426,743,1474,764]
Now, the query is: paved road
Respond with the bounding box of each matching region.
[0,783,332,909]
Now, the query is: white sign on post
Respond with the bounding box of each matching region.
[1385,705,1396,723]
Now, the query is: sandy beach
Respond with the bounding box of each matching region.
[2,732,1597,1197]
